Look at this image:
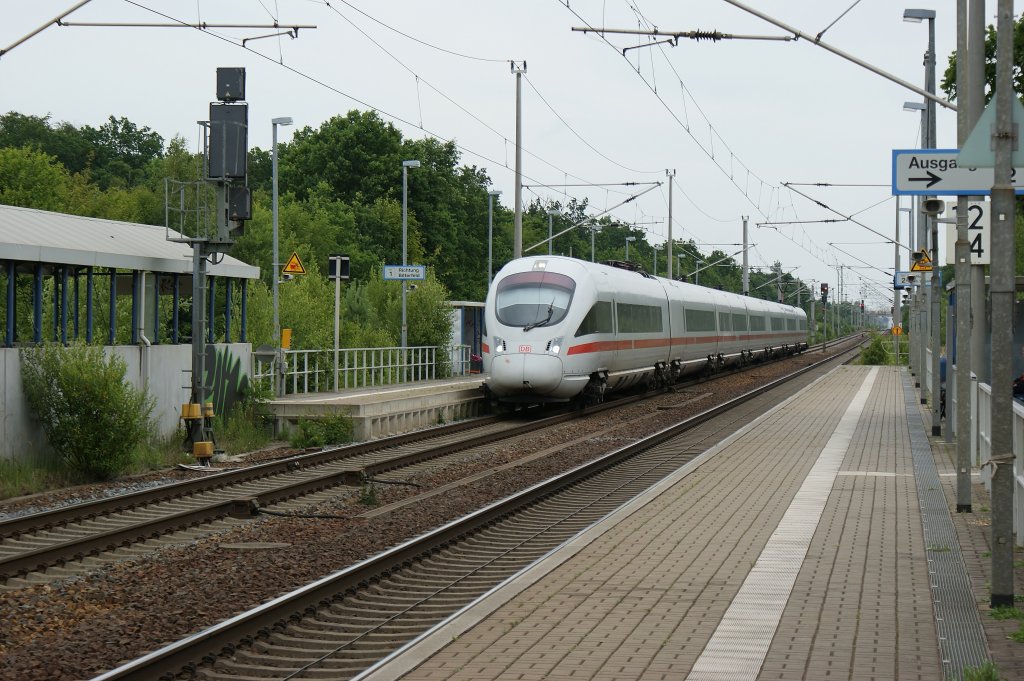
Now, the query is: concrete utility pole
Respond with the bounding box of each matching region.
[894,200,902,365]
[512,61,525,259]
[666,169,675,279]
[989,0,1015,609]
[742,216,750,295]
[954,0,973,511]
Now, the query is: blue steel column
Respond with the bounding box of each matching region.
[60,266,68,345]
[224,278,232,343]
[207,277,216,344]
[130,270,139,345]
[240,279,247,343]
[172,274,180,344]
[72,268,79,339]
[153,273,160,344]
[52,269,59,341]
[86,267,94,343]
[108,268,116,345]
[5,261,14,347]
[33,264,42,344]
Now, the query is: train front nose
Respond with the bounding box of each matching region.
[489,353,563,396]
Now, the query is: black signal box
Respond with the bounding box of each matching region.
[217,67,246,102]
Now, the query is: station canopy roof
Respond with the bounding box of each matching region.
[0,204,259,280]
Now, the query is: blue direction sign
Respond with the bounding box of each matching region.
[892,149,1024,196]
[383,265,426,280]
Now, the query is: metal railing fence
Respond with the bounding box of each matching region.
[252,345,473,395]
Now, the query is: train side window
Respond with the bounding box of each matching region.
[575,301,614,337]
[732,313,748,331]
[749,315,766,332]
[718,312,732,332]
[684,308,716,332]
[786,318,796,331]
[618,303,663,333]
[799,319,807,331]
[771,317,785,331]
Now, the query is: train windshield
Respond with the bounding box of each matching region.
[494,271,575,329]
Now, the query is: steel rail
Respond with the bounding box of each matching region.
[92,339,864,681]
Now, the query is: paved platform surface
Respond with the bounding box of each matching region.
[359,365,1024,681]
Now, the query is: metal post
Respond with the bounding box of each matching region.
[546,208,559,255]
[401,159,420,383]
[742,215,749,295]
[924,13,943,436]
[954,0,973,511]
[402,165,408,380]
[513,63,524,259]
[332,256,341,391]
[488,190,500,287]
[989,0,1015,609]
[271,116,292,398]
[894,200,902,364]
[667,169,675,279]
[969,0,988,388]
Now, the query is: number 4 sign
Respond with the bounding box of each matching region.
[944,200,991,266]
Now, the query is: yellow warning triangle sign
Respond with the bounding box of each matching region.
[910,249,932,272]
[283,252,306,275]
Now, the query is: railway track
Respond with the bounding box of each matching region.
[92,340,863,681]
[2,338,861,591]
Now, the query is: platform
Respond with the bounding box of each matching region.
[359,365,1017,681]
[265,375,486,441]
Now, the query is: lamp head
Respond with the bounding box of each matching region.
[272,117,294,126]
[488,190,502,197]
[903,8,935,22]
[903,101,926,112]
[403,159,421,169]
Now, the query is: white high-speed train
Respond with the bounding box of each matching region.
[483,256,808,406]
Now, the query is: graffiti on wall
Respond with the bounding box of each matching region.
[205,345,249,416]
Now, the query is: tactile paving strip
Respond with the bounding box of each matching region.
[901,373,990,678]
[686,368,879,680]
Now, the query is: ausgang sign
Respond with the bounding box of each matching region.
[891,148,1024,196]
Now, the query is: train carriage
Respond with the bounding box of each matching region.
[484,256,807,406]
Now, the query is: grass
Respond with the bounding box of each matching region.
[0,399,274,502]
[989,607,1024,644]
[963,661,1002,681]
[0,457,81,501]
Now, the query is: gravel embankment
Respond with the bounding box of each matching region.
[0,349,847,680]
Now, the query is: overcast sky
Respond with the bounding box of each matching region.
[2,1,984,306]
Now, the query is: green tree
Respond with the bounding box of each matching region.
[280,110,403,203]
[940,15,1024,102]
[0,146,70,211]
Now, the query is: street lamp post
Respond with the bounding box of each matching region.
[487,190,501,287]
[625,236,636,261]
[546,209,559,255]
[401,159,420,382]
[695,259,703,286]
[271,116,293,397]
[653,244,662,276]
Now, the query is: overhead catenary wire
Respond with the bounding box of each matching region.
[121,0,639,222]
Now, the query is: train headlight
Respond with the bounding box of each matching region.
[548,336,563,354]
[493,337,506,353]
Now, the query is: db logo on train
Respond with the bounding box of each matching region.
[519,345,532,353]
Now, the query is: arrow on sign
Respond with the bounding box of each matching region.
[908,171,941,188]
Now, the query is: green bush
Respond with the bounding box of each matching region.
[20,344,155,480]
[859,334,890,366]
[289,415,353,449]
